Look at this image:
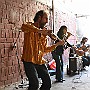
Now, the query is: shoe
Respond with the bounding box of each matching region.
[81,68,86,71]
[62,79,65,81]
[55,79,63,83]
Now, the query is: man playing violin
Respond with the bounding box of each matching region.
[21,10,65,90]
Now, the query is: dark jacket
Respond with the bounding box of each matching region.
[52,39,72,56]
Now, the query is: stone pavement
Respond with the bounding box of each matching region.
[0,65,90,90]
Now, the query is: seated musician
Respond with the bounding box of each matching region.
[76,37,90,69]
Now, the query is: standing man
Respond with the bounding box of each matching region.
[21,10,64,90]
[52,25,72,82]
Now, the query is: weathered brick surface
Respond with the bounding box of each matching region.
[0,0,76,87]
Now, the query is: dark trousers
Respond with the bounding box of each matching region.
[23,61,51,90]
[60,55,63,74]
[52,51,63,80]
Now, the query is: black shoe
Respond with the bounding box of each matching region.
[81,67,86,71]
[55,79,63,83]
[62,79,65,81]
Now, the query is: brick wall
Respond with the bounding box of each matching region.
[0,0,51,87]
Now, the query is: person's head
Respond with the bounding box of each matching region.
[81,37,88,44]
[57,25,67,37]
[33,10,48,29]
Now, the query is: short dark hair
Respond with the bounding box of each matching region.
[81,37,88,44]
[33,10,45,22]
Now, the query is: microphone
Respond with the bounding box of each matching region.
[67,32,74,36]
[71,33,74,36]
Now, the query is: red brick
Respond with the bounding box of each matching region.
[11,78,18,84]
[5,67,9,76]
[5,29,9,38]
[0,68,1,80]
[7,74,13,80]
[11,49,17,56]
[12,32,16,38]
[13,38,17,43]
[1,48,5,58]
[1,29,6,38]
[19,38,23,43]
[4,48,9,57]
[13,59,18,65]
[17,76,21,82]
[4,79,12,86]
[1,57,8,68]
[16,32,19,38]
[11,24,15,30]
[6,38,13,43]
[13,72,19,78]
[9,30,13,38]
[0,76,7,81]
[0,38,6,43]
[15,65,19,73]
[1,67,7,76]
[5,30,13,38]
[8,51,12,57]
[0,81,4,87]
[0,54,1,62]
[20,47,23,54]
[0,30,1,38]
[4,43,11,48]
[0,43,4,49]
[0,10,3,20]
[0,23,4,29]
[7,59,13,66]
[12,65,16,74]
[8,48,14,56]
[4,24,12,30]
[21,32,24,38]
[12,56,17,61]
[8,66,13,75]
[1,19,8,24]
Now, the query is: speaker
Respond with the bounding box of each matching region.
[69,57,77,72]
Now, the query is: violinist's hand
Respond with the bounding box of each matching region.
[72,45,77,49]
[67,32,72,35]
[67,32,72,39]
[56,40,65,46]
[47,30,52,36]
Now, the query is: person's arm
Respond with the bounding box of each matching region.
[44,40,65,53]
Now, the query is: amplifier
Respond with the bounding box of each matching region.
[67,56,82,75]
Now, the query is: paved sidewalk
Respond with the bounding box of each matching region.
[0,65,90,90]
[51,66,90,90]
